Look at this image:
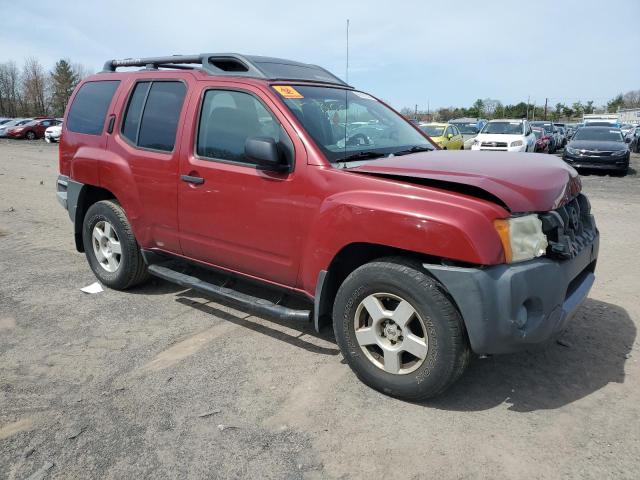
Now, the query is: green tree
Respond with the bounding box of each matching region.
[584,100,595,114]
[607,94,624,113]
[50,59,79,117]
[469,98,485,117]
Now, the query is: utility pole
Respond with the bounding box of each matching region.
[526,95,530,120]
[415,104,418,119]
[544,98,548,120]
[345,19,349,84]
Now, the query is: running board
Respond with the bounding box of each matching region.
[147,264,311,322]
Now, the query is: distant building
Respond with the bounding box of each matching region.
[617,108,640,124]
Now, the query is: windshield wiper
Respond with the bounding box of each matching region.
[339,151,388,162]
[392,145,433,156]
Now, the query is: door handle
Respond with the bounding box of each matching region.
[181,175,204,185]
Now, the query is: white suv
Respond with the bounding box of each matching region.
[471,119,536,152]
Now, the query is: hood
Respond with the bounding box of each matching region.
[346,150,581,213]
[568,140,627,151]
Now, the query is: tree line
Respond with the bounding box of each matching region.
[0,58,91,118]
[403,89,640,122]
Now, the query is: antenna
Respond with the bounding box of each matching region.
[346,19,350,84]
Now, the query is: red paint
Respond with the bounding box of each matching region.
[60,70,581,299]
[6,118,58,139]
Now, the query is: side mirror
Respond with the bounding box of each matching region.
[245,137,288,172]
[447,133,454,139]
[625,137,631,143]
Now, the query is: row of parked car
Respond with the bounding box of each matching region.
[0,117,63,142]
[419,118,570,153]
[418,117,637,175]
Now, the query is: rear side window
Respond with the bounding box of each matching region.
[121,81,186,152]
[67,80,120,135]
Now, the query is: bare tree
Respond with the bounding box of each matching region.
[21,57,48,116]
[0,61,22,117]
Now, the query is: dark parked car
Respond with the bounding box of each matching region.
[625,126,640,153]
[6,118,60,140]
[563,126,630,175]
[531,126,550,153]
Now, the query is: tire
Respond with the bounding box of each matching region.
[25,131,36,140]
[333,257,470,400]
[82,200,149,290]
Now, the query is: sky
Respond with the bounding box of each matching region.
[1,0,639,111]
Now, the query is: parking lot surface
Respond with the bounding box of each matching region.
[1,140,639,479]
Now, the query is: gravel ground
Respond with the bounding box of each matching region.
[0,140,639,479]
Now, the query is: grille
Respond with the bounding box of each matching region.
[578,150,613,157]
[540,194,597,259]
[481,141,508,148]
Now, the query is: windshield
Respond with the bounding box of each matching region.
[420,125,445,137]
[277,85,433,162]
[532,129,543,139]
[481,121,524,135]
[573,128,624,142]
[452,123,479,134]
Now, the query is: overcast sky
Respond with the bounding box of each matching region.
[1,0,638,110]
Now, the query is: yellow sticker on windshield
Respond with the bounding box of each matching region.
[273,85,304,99]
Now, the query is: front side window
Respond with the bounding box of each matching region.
[67,80,120,135]
[121,81,186,152]
[196,89,290,164]
[277,85,433,162]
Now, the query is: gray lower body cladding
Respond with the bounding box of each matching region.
[423,232,599,354]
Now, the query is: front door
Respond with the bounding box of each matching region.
[177,84,306,287]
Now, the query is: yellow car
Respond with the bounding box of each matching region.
[419,122,464,150]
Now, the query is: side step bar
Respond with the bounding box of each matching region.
[147,264,311,322]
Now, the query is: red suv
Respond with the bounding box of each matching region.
[56,53,599,399]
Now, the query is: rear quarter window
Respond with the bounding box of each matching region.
[66,80,120,135]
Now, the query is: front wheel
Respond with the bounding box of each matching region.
[25,131,36,140]
[82,200,149,290]
[333,258,470,400]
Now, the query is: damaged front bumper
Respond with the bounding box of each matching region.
[423,231,599,354]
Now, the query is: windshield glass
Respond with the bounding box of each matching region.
[452,123,479,134]
[532,129,543,139]
[573,128,624,142]
[481,121,524,135]
[276,86,433,162]
[420,125,445,137]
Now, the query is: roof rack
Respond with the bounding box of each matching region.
[102,53,351,87]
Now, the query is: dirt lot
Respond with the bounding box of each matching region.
[1,140,639,479]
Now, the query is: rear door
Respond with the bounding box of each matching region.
[176,82,306,287]
[106,77,189,253]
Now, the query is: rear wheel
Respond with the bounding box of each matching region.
[82,200,149,290]
[25,131,36,140]
[333,258,470,400]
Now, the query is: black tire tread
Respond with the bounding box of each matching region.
[333,256,470,400]
[83,200,149,289]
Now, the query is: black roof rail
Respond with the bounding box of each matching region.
[102,53,351,87]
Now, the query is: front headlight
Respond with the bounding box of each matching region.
[510,140,523,147]
[565,146,579,155]
[612,149,627,156]
[494,214,548,263]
